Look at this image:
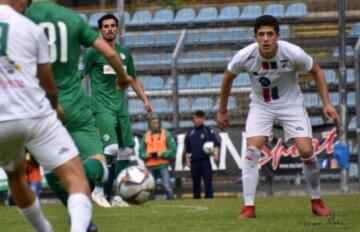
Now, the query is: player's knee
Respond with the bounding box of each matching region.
[244,146,260,167]
[104,144,119,156]
[299,147,313,160]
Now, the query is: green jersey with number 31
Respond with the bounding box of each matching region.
[25,1,99,114]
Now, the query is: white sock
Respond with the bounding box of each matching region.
[93,186,104,195]
[242,146,260,206]
[19,198,53,232]
[302,155,321,199]
[68,193,92,232]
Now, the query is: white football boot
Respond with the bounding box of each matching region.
[111,195,129,207]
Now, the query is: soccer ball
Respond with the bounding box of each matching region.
[202,141,215,155]
[115,166,155,204]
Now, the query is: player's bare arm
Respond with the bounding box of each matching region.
[37,63,65,120]
[92,38,132,86]
[217,70,237,130]
[310,63,340,126]
[131,78,153,115]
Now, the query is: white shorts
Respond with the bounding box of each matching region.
[0,112,78,172]
[246,104,312,142]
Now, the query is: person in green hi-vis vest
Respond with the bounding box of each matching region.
[78,13,153,208]
[25,1,132,231]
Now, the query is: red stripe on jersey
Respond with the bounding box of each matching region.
[262,62,269,70]
[263,88,271,102]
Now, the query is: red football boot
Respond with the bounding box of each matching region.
[311,199,332,217]
[239,206,256,219]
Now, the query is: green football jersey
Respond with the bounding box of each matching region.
[78,44,136,116]
[25,1,99,115]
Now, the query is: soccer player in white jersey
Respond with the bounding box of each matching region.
[217,15,339,219]
[1,1,93,231]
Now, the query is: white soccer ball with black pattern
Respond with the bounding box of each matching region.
[115,166,155,204]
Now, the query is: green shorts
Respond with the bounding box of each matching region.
[94,112,134,148]
[63,107,103,160]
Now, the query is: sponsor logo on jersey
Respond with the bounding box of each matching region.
[103,65,116,75]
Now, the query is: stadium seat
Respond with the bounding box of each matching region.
[233,73,251,87]
[206,120,217,127]
[129,10,152,26]
[157,31,179,46]
[89,12,106,28]
[310,116,323,126]
[213,96,236,111]
[180,120,193,128]
[137,54,159,65]
[112,11,131,25]
[279,25,292,38]
[151,9,174,25]
[179,98,191,113]
[187,73,211,89]
[348,117,356,131]
[210,73,223,88]
[329,92,339,106]
[132,122,147,131]
[347,92,356,107]
[195,7,218,23]
[174,8,196,24]
[162,121,173,129]
[186,29,201,43]
[244,27,255,41]
[285,3,308,18]
[349,22,360,38]
[332,46,354,57]
[239,5,262,20]
[324,69,338,84]
[201,29,223,43]
[133,32,156,46]
[264,4,285,18]
[205,51,226,63]
[304,93,318,108]
[128,99,145,115]
[165,75,187,90]
[152,99,171,113]
[78,13,87,21]
[179,52,202,63]
[223,27,246,42]
[347,69,355,84]
[217,6,240,22]
[143,76,164,90]
[191,97,213,111]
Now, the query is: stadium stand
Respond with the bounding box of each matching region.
[264,3,285,18]
[285,3,308,18]
[174,8,196,24]
[151,9,174,25]
[195,7,218,24]
[216,6,240,22]
[88,12,105,28]
[128,10,152,26]
[239,5,262,20]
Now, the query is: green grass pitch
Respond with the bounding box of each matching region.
[1,194,359,232]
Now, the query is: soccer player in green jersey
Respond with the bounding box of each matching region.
[26,0,131,230]
[78,13,153,207]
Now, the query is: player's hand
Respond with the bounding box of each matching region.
[185,155,191,167]
[323,103,340,127]
[117,75,133,90]
[217,111,229,130]
[144,100,153,117]
[213,154,220,163]
[56,104,65,121]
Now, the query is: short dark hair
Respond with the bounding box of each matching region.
[98,14,119,29]
[254,15,279,34]
[193,110,205,118]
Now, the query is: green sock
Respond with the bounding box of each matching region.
[45,173,68,206]
[83,159,105,185]
[115,160,130,177]
[95,154,114,188]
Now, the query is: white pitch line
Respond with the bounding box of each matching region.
[156,204,209,212]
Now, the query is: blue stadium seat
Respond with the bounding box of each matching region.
[233,73,251,87]
[128,99,145,115]
[244,27,255,41]
[285,3,308,18]
[304,93,318,108]
[329,92,339,106]
[158,53,172,65]
[165,75,187,89]
[179,98,191,113]
[129,10,152,26]
[157,31,179,46]
[132,32,156,46]
[152,99,171,113]
[201,29,223,43]
[137,54,159,65]
[223,27,246,42]
[162,121,173,129]
[132,122,147,131]
[143,76,164,90]
[210,73,223,88]
[195,7,218,23]
[151,9,174,25]
[179,52,202,64]
[206,120,217,127]
[264,4,285,18]
[347,69,355,84]
[332,46,354,57]
[347,92,356,107]
[348,117,356,131]
[78,13,87,21]
[217,6,240,22]
[240,5,262,20]
[180,120,193,128]
[349,22,360,38]
[191,97,213,112]
[279,25,292,38]
[112,11,131,25]
[213,96,236,111]
[186,29,201,43]
[89,12,106,28]
[310,116,323,126]
[324,69,338,84]
[205,51,226,63]
[187,73,211,89]
[174,8,196,24]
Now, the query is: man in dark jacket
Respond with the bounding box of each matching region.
[185,110,220,199]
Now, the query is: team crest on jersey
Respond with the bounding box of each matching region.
[103,134,110,142]
[103,65,116,75]
[0,57,20,74]
[120,53,126,60]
